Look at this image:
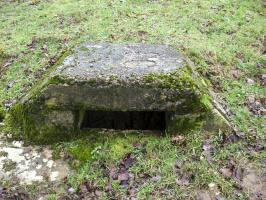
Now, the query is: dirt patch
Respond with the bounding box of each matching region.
[241,164,266,200]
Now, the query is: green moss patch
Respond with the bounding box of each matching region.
[55,130,157,165]
[5,103,77,144]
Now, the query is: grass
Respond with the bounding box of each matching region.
[52,130,247,199]
[0,0,265,199]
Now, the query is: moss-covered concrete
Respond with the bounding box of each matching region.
[5,102,78,144]
[6,43,232,144]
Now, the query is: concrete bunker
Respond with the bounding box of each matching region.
[8,43,232,143]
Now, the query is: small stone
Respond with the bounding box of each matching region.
[208,182,216,189]
[47,160,54,168]
[246,78,255,85]
[67,187,75,194]
[50,171,58,182]
[12,141,23,148]
[32,151,38,157]
[36,164,42,169]
[122,154,135,169]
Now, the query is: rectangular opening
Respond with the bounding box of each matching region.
[81,110,166,131]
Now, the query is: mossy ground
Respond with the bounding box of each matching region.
[49,129,249,199]
[0,0,265,199]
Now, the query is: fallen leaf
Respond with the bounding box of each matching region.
[231,69,240,79]
[79,184,87,193]
[246,95,265,116]
[171,135,185,144]
[248,128,257,137]
[236,52,245,60]
[118,172,129,181]
[110,168,118,180]
[41,44,48,52]
[84,181,96,192]
[49,56,57,65]
[236,131,245,139]
[3,61,12,68]
[121,154,134,169]
[255,143,264,152]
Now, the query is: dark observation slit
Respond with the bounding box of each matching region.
[81,111,166,131]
